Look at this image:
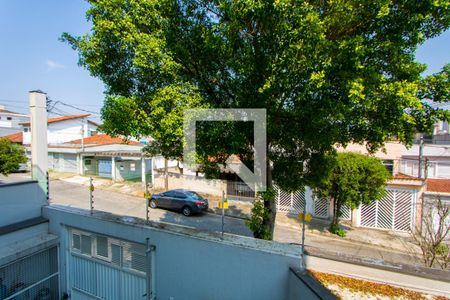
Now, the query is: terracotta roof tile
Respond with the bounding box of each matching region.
[426,179,450,193]
[64,134,140,146]
[393,173,417,180]
[20,114,91,126]
[2,132,23,143]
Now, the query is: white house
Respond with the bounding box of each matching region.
[21,114,98,145]
[401,144,450,179]
[0,104,29,136]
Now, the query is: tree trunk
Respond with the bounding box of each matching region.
[164,158,168,191]
[263,159,276,239]
[333,199,342,226]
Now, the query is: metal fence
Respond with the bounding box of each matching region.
[227,181,255,202]
[1,247,59,300]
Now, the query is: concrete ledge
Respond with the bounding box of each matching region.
[44,204,302,258]
[304,245,450,284]
[0,179,37,187]
[289,268,337,300]
[0,216,48,235]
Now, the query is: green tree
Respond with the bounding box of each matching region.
[0,138,27,176]
[63,0,449,239]
[315,152,390,234]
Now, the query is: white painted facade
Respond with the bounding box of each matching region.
[401,144,450,179]
[0,104,29,136]
[22,117,98,145]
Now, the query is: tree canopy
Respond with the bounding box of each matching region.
[314,152,390,231]
[0,138,27,176]
[63,0,449,238]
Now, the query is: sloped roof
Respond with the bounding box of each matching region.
[393,173,418,180]
[64,134,140,146]
[20,114,96,126]
[426,179,450,193]
[2,132,23,143]
[0,108,27,116]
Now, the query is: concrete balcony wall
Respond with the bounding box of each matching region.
[0,181,47,227]
[44,205,300,300]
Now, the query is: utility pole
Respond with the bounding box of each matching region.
[221,190,225,239]
[418,136,424,179]
[145,183,150,223]
[164,158,168,191]
[301,203,306,269]
[81,118,85,152]
[89,177,94,214]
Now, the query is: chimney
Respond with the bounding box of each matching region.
[29,90,48,189]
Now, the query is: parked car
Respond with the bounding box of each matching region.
[13,163,30,173]
[150,189,209,216]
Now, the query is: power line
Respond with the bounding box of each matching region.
[55,101,101,115]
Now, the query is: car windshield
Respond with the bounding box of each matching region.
[187,192,202,200]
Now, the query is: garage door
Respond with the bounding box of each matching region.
[360,189,415,232]
[98,159,112,178]
[62,154,78,173]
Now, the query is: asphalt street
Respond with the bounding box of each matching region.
[48,178,254,237]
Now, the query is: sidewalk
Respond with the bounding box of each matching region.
[274,213,423,268]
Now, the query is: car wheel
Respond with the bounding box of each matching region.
[150,199,157,209]
[182,206,192,216]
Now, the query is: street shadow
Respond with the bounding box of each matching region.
[211,204,248,219]
[284,213,354,235]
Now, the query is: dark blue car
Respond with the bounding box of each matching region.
[150,189,209,216]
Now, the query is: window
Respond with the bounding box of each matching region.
[96,236,109,258]
[70,229,147,274]
[72,233,81,250]
[7,116,12,120]
[85,159,91,166]
[130,163,136,171]
[111,243,122,266]
[164,191,176,197]
[173,191,187,199]
[24,127,29,132]
[382,160,394,175]
[81,235,92,255]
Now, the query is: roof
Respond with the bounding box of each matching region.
[426,179,450,194]
[64,134,140,146]
[393,173,418,180]
[0,108,27,116]
[2,132,23,143]
[19,114,95,126]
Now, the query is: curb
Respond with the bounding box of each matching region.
[276,222,421,256]
[302,244,450,284]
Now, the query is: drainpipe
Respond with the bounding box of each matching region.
[29,90,48,193]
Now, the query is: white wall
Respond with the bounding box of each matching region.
[0,112,29,129]
[23,117,98,145]
[0,181,47,226]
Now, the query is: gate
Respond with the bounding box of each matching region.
[274,185,305,214]
[360,189,415,232]
[313,197,329,219]
[98,159,112,178]
[227,181,255,202]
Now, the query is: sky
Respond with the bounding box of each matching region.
[0,1,449,122]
